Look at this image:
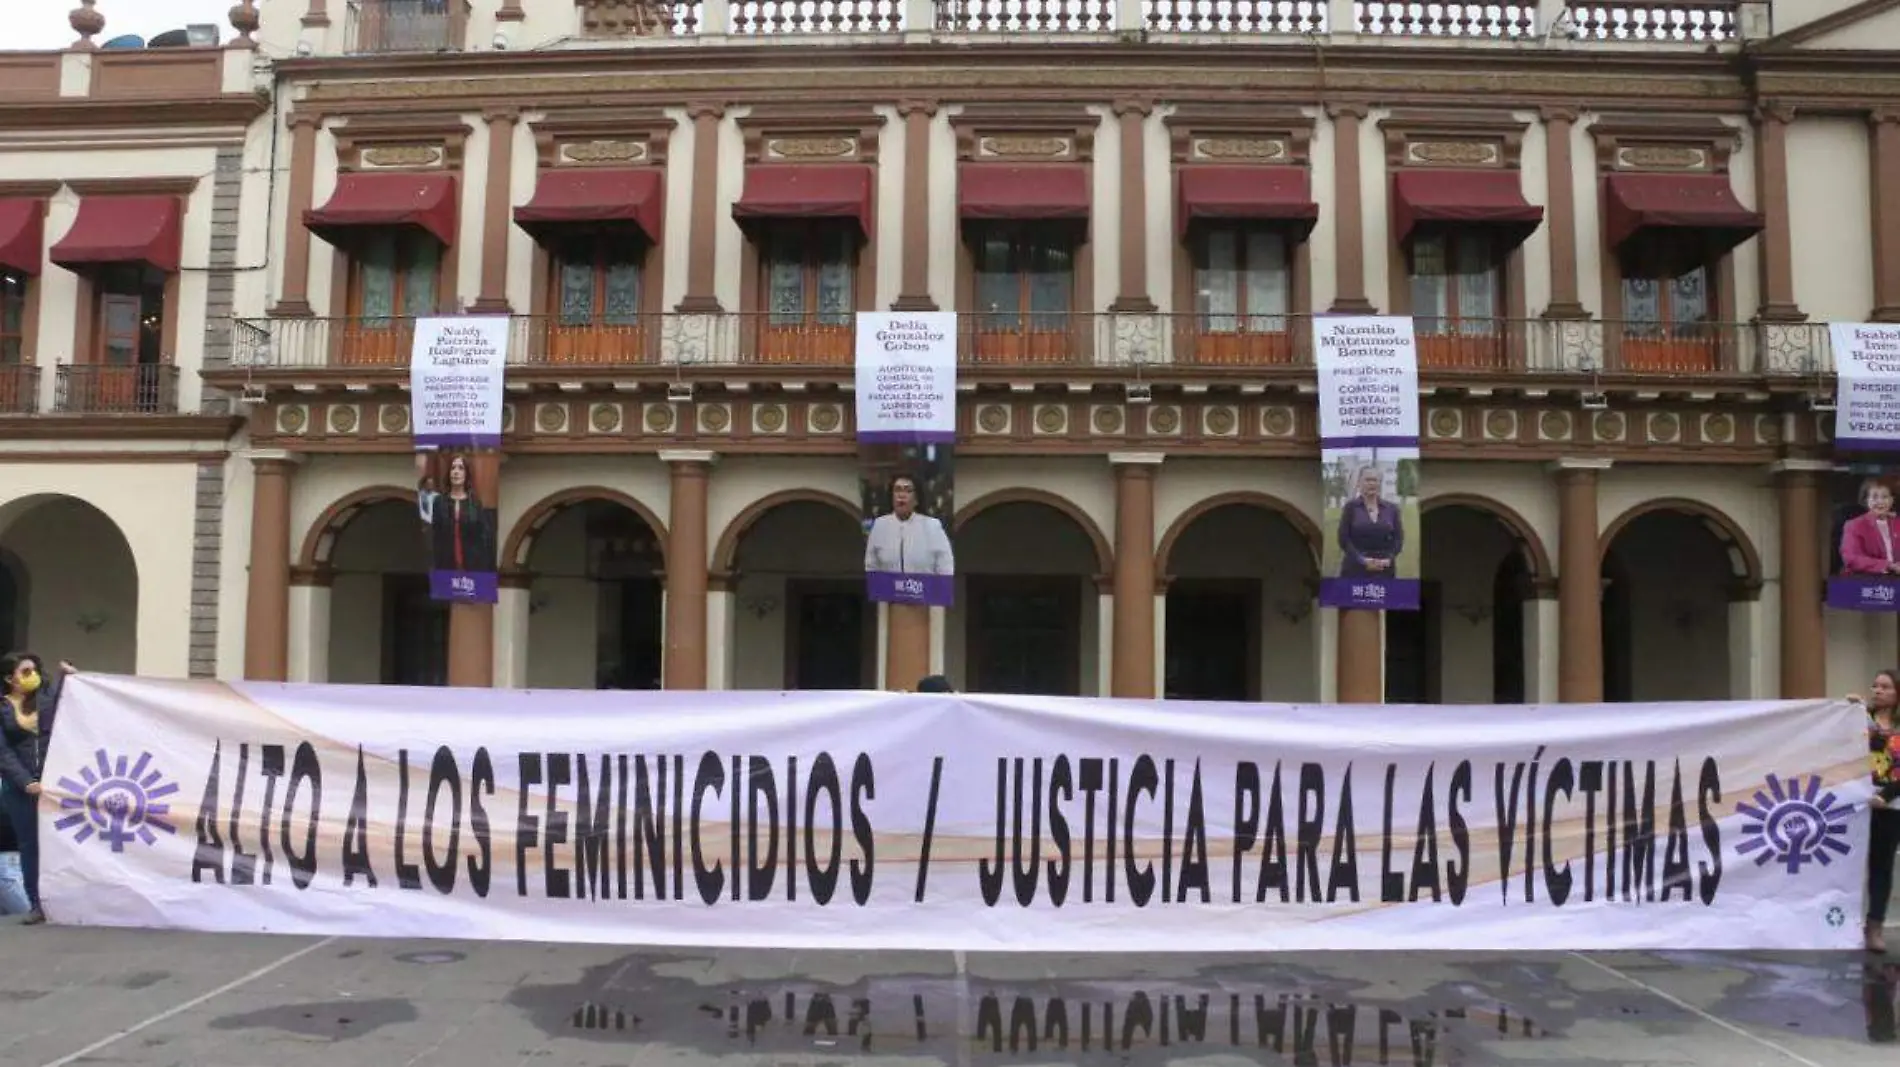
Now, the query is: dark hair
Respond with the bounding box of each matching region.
[0,651,43,703]
[889,473,917,495]
[916,674,953,693]
[1878,668,1900,691]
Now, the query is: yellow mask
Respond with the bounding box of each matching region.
[16,670,40,695]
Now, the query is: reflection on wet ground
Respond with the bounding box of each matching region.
[0,929,1894,1066]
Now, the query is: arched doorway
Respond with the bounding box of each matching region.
[1600,502,1758,702]
[0,496,138,671]
[506,491,666,690]
[323,496,441,685]
[1389,499,1548,704]
[719,494,868,690]
[951,493,1112,696]
[1156,495,1320,702]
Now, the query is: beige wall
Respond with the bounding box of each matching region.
[1788,118,1875,322]
[0,458,206,677]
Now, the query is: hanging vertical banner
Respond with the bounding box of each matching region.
[409,316,510,448]
[1827,323,1900,610]
[856,313,958,607]
[410,316,508,605]
[1316,316,1421,612]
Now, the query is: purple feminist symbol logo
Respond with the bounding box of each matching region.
[54,749,179,853]
[1734,774,1854,874]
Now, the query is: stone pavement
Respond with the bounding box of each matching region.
[0,925,1895,1066]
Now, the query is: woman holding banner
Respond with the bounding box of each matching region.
[1858,671,1900,953]
[0,653,76,926]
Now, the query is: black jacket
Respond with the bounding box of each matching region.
[0,674,63,792]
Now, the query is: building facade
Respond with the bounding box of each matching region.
[4,0,1900,703]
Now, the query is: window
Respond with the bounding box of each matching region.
[1191,226,1290,365]
[546,236,644,364]
[1409,231,1504,369]
[0,272,24,364]
[758,222,855,363]
[970,225,1075,364]
[352,231,440,323]
[94,265,165,365]
[342,231,440,366]
[1619,265,1716,371]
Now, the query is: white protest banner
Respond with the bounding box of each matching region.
[409,316,510,448]
[1314,316,1421,612]
[855,312,956,444]
[1832,322,1900,452]
[42,678,1872,951]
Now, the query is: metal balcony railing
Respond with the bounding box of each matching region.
[54,364,180,414]
[231,313,1836,377]
[0,364,39,414]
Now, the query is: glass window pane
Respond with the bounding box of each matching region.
[816,257,852,326]
[558,258,597,325]
[1028,237,1071,328]
[1198,229,1239,332]
[974,231,1018,327]
[359,234,397,323]
[1623,277,1663,334]
[1670,267,1708,327]
[1455,234,1498,334]
[401,238,439,318]
[603,261,640,326]
[1242,229,1288,330]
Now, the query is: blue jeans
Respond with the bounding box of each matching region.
[0,786,37,911]
[0,851,26,916]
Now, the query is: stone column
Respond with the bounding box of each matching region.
[1109,100,1155,313]
[1555,458,1610,703]
[1775,462,1828,698]
[1110,453,1162,697]
[1335,610,1383,703]
[886,603,930,692]
[446,451,502,688]
[470,107,518,314]
[1753,104,1805,322]
[893,99,938,312]
[1871,111,1900,321]
[663,450,715,687]
[242,453,298,681]
[677,104,726,313]
[268,114,322,317]
[1326,102,1374,313]
[288,567,332,683]
[1539,107,1587,319]
[495,570,532,689]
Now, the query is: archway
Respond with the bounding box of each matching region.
[0,496,137,671]
[717,492,866,690]
[1599,500,1761,702]
[1391,497,1552,705]
[951,492,1113,696]
[504,489,667,690]
[318,495,438,685]
[1155,493,1321,702]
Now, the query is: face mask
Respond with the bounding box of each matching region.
[16,670,40,695]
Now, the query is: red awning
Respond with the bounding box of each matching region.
[49,195,182,274]
[515,168,664,243]
[0,198,44,277]
[959,163,1091,220]
[731,164,874,234]
[306,172,457,247]
[1391,169,1544,247]
[1176,166,1319,238]
[1603,171,1762,262]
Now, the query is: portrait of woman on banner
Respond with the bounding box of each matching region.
[417,450,498,576]
[864,471,955,578]
[1336,463,1404,579]
[1840,478,1900,577]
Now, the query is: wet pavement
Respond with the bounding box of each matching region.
[0,925,1895,1066]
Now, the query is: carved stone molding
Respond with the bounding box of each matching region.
[1164,105,1314,165]
[737,104,885,165]
[529,108,674,168]
[951,103,1097,162]
[1378,110,1529,169]
[1589,115,1741,173]
[331,116,472,173]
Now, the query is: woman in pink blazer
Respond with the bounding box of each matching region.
[1842,480,1900,576]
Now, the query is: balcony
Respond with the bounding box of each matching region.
[227,313,1833,380]
[54,365,181,415]
[0,365,39,415]
[347,0,471,54]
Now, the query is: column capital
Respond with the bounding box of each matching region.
[1538,106,1580,125]
[1754,102,1798,126]
[482,106,521,126]
[660,449,719,466]
[1873,108,1900,127]
[287,111,324,131]
[247,449,303,467]
[497,568,535,590]
[686,102,728,122]
[897,98,939,118]
[1112,98,1155,118]
[1326,101,1370,121]
[1109,451,1166,467]
[1769,458,1834,476]
[1549,457,1613,475]
[289,564,334,589]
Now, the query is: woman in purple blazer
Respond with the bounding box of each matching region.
[1337,465,1403,578]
